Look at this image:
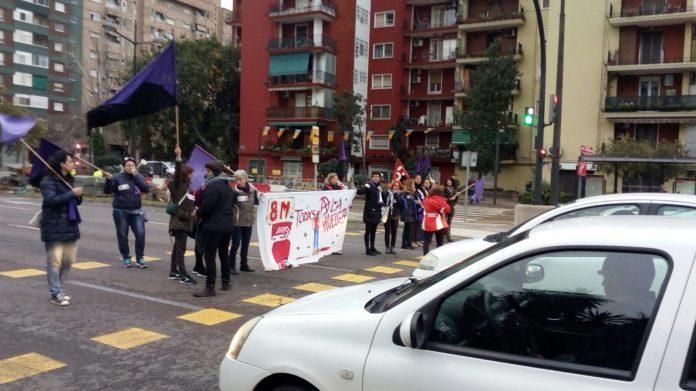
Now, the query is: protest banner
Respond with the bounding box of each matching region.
[256,189,356,271]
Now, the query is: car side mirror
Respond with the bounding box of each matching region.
[399,311,427,349]
[525,264,544,283]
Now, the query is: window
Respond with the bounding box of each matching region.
[355,38,368,57]
[90,13,101,21]
[543,0,550,7]
[373,43,393,59]
[657,205,696,216]
[33,54,49,68]
[14,30,33,44]
[54,82,64,92]
[54,62,64,72]
[55,22,65,32]
[14,9,32,23]
[374,11,395,28]
[14,51,30,66]
[54,42,64,52]
[55,2,66,12]
[32,75,47,91]
[369,135,389,150]
[371,105,391,120]
[359,71,367,83]
[13,94,48,109]
[372,74,392,89]
[13,72,33,87]
[425,133,439,148]
[53,102,64,112]
[428,250,668,377]
[14,95,31,106]
[0,53,4,66]
[0,31,4,44]
[357,6,368,24]
[553,204,641,219]
[428,70,443,94]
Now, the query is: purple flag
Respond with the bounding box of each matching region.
[338,140,347,162]
[29,139,63,187]
[87,42,177,129]
[0,113,36,144]
[473,178,485,203]
[188,144,217,191]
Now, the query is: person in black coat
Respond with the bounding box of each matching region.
[40,150,83,306]
[382,180,403,254]
[194,160,237,297]
[356,172,383,256]
[400,179,418,250]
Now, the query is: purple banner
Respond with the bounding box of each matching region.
[188,144,217,191]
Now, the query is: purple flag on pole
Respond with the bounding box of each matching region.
[29,138,63,187]
[188,144,217,191]
[0,113,36,145]
[87,42,177,129]
[338,140,347,162]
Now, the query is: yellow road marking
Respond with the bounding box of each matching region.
[394,260,420,267]
[177,309,242,326]
[0,269,46,278]
[345,232,362,236]
[243,294,295,307]
[332,273,375,283]
[294,283,337,293]
[72,261,110,270]
[365,266,403,275]
[142,256,161,262]
[91,328,168,350]
[250,242,259,247]
[0,353,66,384]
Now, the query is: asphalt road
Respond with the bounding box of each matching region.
[0,195,428,391]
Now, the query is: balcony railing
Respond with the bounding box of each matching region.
[403,117,454,128]
[268,71,336,87]
[415,146,454,160]
[605,95,696,111]
[266,106,336,120]
[459,7,525,24]
[269,1,336,18]
[455,78,520,93]
[607,50,696,65]
[609,2,687,17]
[410,51,457,64]
[459,43,523,58]
[411,18,458,31]
[267,35,337,52]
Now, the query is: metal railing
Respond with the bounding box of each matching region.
[458,43,523,58]
[455,78,520,93]
[267,71,336,87]
[411,18,458,31]
[415,146,454,160]
[607,50,696,65]
[605,95,696,111]
[403,117,455,128]
[269,1,336,17]
[412,50,457,63]
[459,7,525,24]
[267,35,337,52]
[266,106,336,120]
[609,2,688,17]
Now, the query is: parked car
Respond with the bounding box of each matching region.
[219,216,696,391]
[413,193,696,279]
[143,161,174,178]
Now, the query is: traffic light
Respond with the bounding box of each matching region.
[549,94,559,123]
[523,107,535,126]
[537,147,548,159]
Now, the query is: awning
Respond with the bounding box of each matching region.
[268,53,310,76]
[452,129,471,145]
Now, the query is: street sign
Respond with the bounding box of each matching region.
[580,145,594,155]
[460,151,478,168]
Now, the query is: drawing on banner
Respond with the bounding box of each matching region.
[257,190,357,271]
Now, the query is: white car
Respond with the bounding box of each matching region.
[220,216,696,391]
[413,193,696,279]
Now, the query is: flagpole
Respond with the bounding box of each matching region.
[72,154,105,173]
[20,139,73,189]
[175,105,180,147]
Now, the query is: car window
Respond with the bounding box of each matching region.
[428,251,669,378]
[657,205,696,216]
[552,204,641,221]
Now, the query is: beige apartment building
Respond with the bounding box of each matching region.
[454,0,696,195]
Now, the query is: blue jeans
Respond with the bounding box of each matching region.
[230,226,253,268]
[45,241,76,297]
[113,210,146,259]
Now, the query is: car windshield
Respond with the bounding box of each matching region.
[366,233,529,313]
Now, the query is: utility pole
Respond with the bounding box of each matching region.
[550,0,566,205]
[532,0,547,205]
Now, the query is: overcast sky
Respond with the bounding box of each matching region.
[222,0,232,10]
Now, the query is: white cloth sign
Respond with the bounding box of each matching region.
[256,189,356,271]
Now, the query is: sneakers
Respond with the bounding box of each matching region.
[180,276,197,285]
[193,286,216,297]
[50,295,69,306]
[221,281,231,291]
[168,273,181,280]
[123,257,132,268]
[58,293,71,301]
[135,258,148,269]
[366,249,377,256]
[370,248,382,255]
[192,269,207,277]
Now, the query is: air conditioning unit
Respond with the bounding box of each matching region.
[410,100,421,107]
[412,75,421,83]
[414,39,424,47]
[508,29,517,38]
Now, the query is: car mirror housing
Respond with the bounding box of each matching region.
[399,311,427,349]
[525,264,544,283]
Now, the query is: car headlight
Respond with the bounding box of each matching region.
[418,253,439,271]
[227,316,263,360]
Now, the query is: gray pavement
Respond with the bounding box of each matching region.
[0,194,514,390]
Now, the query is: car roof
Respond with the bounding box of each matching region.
[528,216,696,253]
[568,192,696,206]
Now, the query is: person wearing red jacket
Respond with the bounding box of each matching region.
[421,185,451,255]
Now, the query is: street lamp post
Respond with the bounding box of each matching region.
[531,0,548,205]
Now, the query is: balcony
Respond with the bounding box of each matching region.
[606,50,696,74]
[266,106,336,122]
[458,8,526,32]
[604,95,696,122]
[608,1,696,27]
[267,71,336,90]
[455,78,520,96]
[405,18,458,37]
[403,115,454,129]
[267,35,337,53]
[457,43,523,64]
[268,1,337,23]
[406,51,457,69]
[415,146,454,162]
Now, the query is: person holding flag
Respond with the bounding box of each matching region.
[167,146,197,284]
[357,172,383,256]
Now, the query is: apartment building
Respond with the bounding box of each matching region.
[220,3,240,47]
[0,0,83,134]
[238,0,370,181]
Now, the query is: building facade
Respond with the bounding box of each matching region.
[0,0,83,135]
[220,4,241,47]
[238,0,368,183]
